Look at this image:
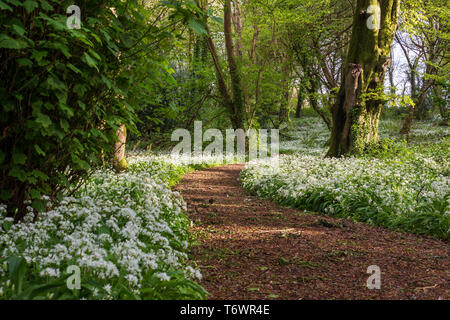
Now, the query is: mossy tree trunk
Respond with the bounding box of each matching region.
[327,0,400,157]
[224,0,245,129]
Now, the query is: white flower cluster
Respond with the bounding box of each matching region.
[280,117,449,155]
[279,117,329,155]
[242,153,449,238]
[0,155,203,298]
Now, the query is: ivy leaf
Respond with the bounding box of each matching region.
[0,1,13,11]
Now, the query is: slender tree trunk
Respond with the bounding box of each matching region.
[327,0,400,157]
[203,0,245,129]
[224,0,245,129]
[249,26,259,63]
[400,68,417,135]
[434,85,449,122]
[295,85,305,118]
[114,124,128,171]
[308,78,331,130]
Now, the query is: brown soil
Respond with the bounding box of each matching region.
[174,164,450,300]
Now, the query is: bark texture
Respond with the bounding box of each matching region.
[114,124,128,171]
[204,0,246,129]
[327,0,399,157]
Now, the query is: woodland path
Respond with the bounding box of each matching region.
[174,164,449,300]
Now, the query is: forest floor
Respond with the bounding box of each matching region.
[174,164,450,300]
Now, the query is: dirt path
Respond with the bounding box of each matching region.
[174,164,449,300]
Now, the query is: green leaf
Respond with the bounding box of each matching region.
[50,41,71,58]
[12,153,27,165]
[47,75,66,91]
[11,22,25,36]
[67,63,82,74]
[188,17,206,35]
[3,100,14,112]
[9,167,27,181]
[0,190,11,201]
[31,50,48,62]
[7,256,27,293]
[211,15,224,25]
[34,145,45,156]
[35,113,52,128]
[23,0,38,13]
[40,0,53,11]
[60,119,69,132]
[15,282,65,300]
[0,34,28,49]
[2,219,13,232]
[0,150,5,164]
[17,58,32,67]
[83,52,99,71]
[29,188,41,199]
[5,0,21,5]
[30,170,48,181]
[32,199,44,212]
[73,84,88,97]
[0,1,13,11]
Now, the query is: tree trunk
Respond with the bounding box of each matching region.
[400,68,417,135]
[434,85,449,121]
[327,0,399,157]
[295,85,305,118]
[204,0,245,129]
[308,77,331,130]
[114,124,128,171]
[224,0,245,129]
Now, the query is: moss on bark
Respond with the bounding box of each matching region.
[327,0,399,157]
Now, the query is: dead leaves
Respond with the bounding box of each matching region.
[174,164,450,300]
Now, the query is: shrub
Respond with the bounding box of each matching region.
[0,0,200,220]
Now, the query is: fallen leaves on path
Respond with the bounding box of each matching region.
[174,165,450,300]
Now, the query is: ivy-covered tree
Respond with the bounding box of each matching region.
[327,0,400,157]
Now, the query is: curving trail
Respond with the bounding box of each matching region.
[174,164,449,300]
